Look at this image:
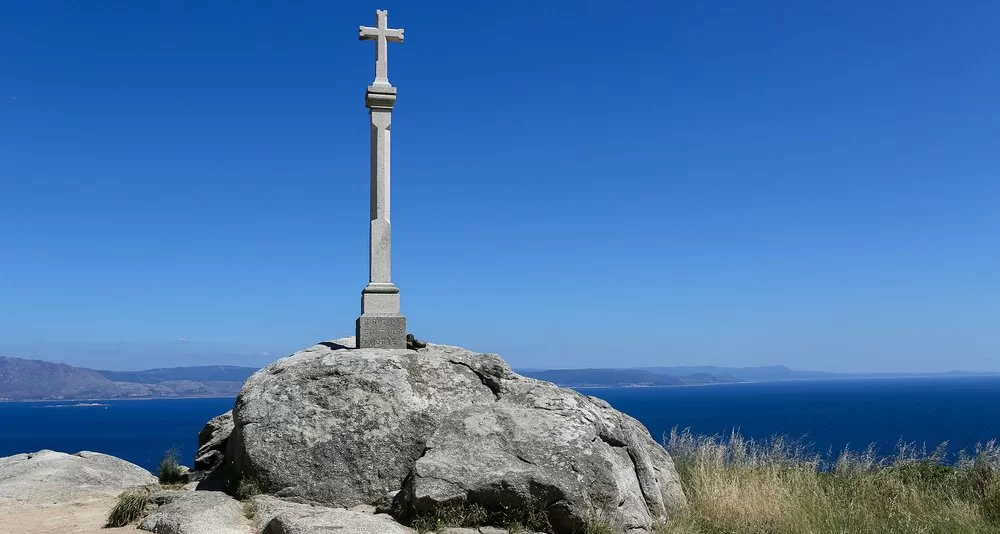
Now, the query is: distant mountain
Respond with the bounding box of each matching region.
[638,365,836,382]
[518,369,732,388]
[97,366,257,384]
[519,369,683,387]
[4,354,995,400]
[639,365,1000,382]
[0,356,256,401]
[517,365,1000,388]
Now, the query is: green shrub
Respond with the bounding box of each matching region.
[236,475,262,500]
[409,499,554,533]
[242,500,257,520]
[410,502,488,533]
[157,447,186,484]
[106,488,150,527]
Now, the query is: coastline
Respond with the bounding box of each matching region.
[0,395,238,404]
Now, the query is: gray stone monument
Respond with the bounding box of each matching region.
[356,9,406,349]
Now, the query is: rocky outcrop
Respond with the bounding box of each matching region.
[0,450,157,533]
[196,410,234,471]
[253,495,415,534]
[218,338,685,533]
[139,490,252,534]
[0,450,156,503]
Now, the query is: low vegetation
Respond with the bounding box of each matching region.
[106,487,151,527]
[410,502,489,533]
[236,474,262,501]
[235,473,262,520]
[157,447,186,484]
[409,500,556,533]
[657,428,1000,534]
[242,500,257,520]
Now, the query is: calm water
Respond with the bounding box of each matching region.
[0,397,235,472]
[581,376,1000,458]
[3,377,1000,472]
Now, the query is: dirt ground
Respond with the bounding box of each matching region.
[0,497,136,534]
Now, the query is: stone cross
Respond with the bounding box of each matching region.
[356,9,407,349]
[358,9,404,88]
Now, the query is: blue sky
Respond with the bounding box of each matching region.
[1,1,997,372]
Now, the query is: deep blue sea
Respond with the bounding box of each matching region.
[3,377,1000,472]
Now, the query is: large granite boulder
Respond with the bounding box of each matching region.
[218,338,685,533]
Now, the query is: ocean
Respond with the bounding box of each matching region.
[2,377,999,473]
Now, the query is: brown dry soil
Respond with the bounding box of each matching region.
[0,497,134,534]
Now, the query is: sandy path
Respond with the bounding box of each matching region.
[0,497,136,534]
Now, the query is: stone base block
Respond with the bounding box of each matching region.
[356,315,406,349]
[360,284,400,315]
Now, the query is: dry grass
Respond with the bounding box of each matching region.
[657,428,1000,534]
[105,487,151,527]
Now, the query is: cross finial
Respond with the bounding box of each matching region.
[359,9,404,88]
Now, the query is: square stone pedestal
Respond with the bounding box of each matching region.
[356,314,406,349]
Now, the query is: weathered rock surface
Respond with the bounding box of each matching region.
[219,337,686,533]
[196,410,234,471]
[253,495,415,534]
[0,450,156,503]
[0,450,156,533]
[139,490,252,534]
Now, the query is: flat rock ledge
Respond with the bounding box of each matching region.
[253,495,413,534]
[137,491,547,534]
[0,449,156,503]
[140,490,252,534]
[210,337,686,533]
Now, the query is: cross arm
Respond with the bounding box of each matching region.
[385,28,403,42]
[358,26,404,42]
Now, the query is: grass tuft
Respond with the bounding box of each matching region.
[410,502,488,533]
[236,474,262,500]
[242,499,257,520]
[157,447,186,484]
[105,488,150,527]
[657,427,1000,534]
[409,498,554,533]
[582,510,617,534]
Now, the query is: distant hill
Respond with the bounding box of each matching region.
[0,356,256,401]
[518,365,1000,388]
[638,365,835,382]
[518,369,732,387]
[97,366,257,384]
[519,369,684,387]
[3,354,995,400]
[638,365,1000,382]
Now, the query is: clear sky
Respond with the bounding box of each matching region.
[1,1,997,372]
